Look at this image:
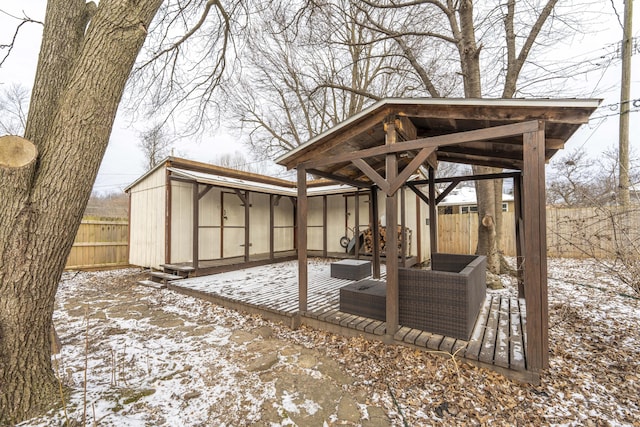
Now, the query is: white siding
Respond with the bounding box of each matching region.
[221,190,245,258]
[274,196,294,252]
[170,180,193,263]
[128,166,166,269]
[250,193,270,255]
[198,187,222,260]
[326,194,346,253]
[307,196,324,250]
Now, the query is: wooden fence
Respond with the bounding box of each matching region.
[65,219,129,270]
[438,206,640,259]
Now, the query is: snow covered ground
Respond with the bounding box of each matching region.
[18,257,640,426]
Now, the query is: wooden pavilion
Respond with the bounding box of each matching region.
[277,98,600,375]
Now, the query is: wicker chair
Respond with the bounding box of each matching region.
[398,253,487,340]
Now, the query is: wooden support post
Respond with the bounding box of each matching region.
[415,195,422,262]
[297,167,308,312]
[244,191,250,262]
[385,118,399,335]
[400,188,406,267]
[323,195,328,258]
[513,174,525,298]
[192,181,199,270]
[428,167,438,256]
[370,187,381,279]
[165,168,172,264]
[522,122,549,371]
[355,191,360,259]
[269,194,275,260]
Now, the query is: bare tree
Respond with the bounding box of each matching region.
[0,0,236,422]
[0,83,29,134]
[356,0,585,273]
[547,147,640,295]
[548,147,640,207]
[227,0,414,159]
[138,122,172,170]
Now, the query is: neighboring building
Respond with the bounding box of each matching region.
[438,186,514,215]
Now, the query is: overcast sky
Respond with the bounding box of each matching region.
[0,1,638,194]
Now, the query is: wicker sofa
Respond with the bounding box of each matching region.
[398,253,487,340]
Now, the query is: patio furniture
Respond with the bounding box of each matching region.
[331,259,372,280]
[399,253,486,340]
[339,279,386,321]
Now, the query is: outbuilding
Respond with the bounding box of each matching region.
[125,157,429,274]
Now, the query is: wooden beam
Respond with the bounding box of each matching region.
[165,167,172,265]
[169,156,298,188]
[234,188,248,205]
[400,188,406,267]
[428,167,438,255]
[385,118,399,335]
[301,121,540,170]
[352,158,391,195]
[307,168,372,188]
[370,187,381,279]
[513,176,524,298]
[282,108,390,168]
[436,152,524,170]
[269,194,275,260]
[244,191,250,262]
[522,121,548,371]
[388,147,436,195]
[411,171,521,186]
[198,184,214,200]
[406,182,430,206]
[435,178,463,204]
[322,195,328,258]
[297,167,308,313]
[395,116,417,141]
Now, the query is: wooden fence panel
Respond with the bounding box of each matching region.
[438,206,640,259]
[65,219,129,270]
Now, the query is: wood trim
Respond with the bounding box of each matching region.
[169,156,298,188]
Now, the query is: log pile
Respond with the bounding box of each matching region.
[362,222,412,255]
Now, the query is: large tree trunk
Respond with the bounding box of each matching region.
[0,0,162,423]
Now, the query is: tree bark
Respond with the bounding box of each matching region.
[0,0,162,423]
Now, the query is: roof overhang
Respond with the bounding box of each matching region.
[276,98,601,185]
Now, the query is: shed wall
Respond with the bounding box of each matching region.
[128,166,167,269]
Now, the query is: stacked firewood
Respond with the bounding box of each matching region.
[361,222,412,255]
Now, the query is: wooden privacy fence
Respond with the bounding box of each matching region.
[65,219,129,270]
[438,206,640,259]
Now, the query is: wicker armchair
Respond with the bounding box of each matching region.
[399,253,487,340]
